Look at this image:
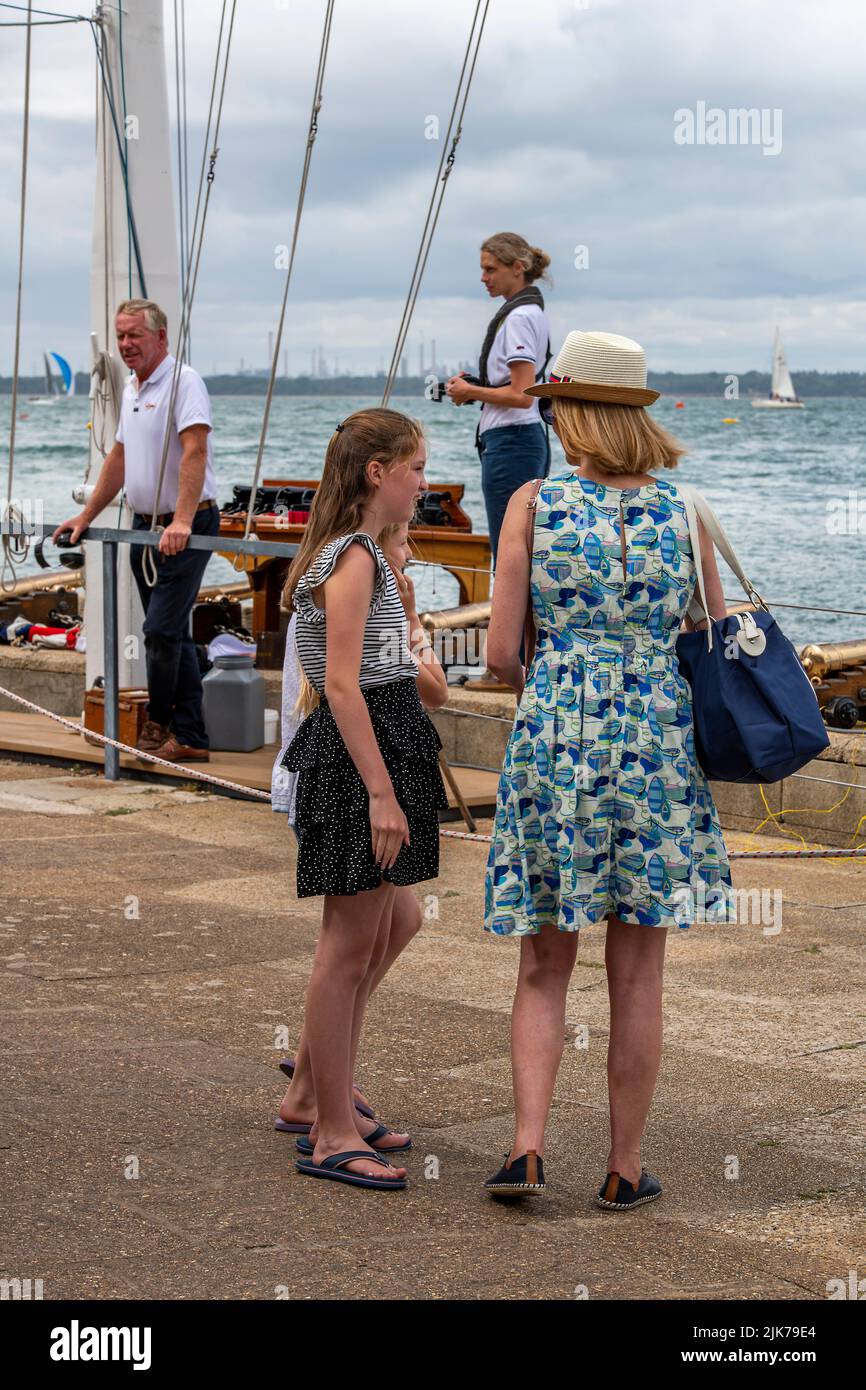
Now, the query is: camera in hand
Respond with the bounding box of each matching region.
[430,372,481,402]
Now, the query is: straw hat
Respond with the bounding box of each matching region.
[525,330,659,406]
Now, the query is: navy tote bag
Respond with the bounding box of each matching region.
[674,484,829,784]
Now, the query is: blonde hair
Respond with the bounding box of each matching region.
[481,232,551,285]
[115,298,168,333]
[552,397,685,476]
[284,411,424,719]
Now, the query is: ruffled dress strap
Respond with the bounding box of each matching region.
[293,532,390,622]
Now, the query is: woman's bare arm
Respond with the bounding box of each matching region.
[681,514,728,630]
[484,480,537,695]
[447,359,538,410]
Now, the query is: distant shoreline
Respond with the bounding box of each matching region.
[2,370,864,398]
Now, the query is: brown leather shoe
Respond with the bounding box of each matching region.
[136,720,171,755]
[151,734,210,763]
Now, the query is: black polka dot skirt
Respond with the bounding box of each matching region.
[280,677,450,898]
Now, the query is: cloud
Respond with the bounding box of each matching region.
[0,0,864,375]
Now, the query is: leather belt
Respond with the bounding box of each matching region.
[136,498,218,527]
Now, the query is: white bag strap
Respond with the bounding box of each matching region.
[677,482,768,652]
[679,484,712,647]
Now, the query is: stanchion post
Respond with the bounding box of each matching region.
[101,539,119,781]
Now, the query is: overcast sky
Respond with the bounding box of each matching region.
[1,0,864,378]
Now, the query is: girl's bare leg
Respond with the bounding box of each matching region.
[279,886,422,1128]
[304,882,407,1180]
[305,885,421,1150]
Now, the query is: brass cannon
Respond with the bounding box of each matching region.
[799,640,866,728]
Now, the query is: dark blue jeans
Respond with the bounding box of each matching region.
[478,421,550,670]
[129,502,220,748]
[479,421,550,571]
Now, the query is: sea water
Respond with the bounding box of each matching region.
[1,392,863,646]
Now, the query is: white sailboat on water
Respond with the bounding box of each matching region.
[751,327,805,409]
[27,350,75,405]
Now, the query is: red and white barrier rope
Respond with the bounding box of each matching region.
[2,682,866,859]
[0,683,272,800]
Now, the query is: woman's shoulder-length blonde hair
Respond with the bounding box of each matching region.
[552,397,686,475]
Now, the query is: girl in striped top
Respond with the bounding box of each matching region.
[277,408,449,1191]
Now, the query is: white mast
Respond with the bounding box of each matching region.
[76,0,182,691]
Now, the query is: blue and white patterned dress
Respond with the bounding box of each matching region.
[484,471,733,935]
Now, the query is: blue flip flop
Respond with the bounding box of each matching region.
[278,1058,376,1120]
[274,1118,313,1135]
[295,1149,407,1190]
[296,1122,412,1157]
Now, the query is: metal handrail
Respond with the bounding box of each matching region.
[1,518,299,780]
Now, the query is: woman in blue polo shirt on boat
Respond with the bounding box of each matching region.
[446,232,553,572]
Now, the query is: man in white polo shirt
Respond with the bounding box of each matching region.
[54,298,220,763]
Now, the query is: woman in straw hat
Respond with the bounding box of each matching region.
[481,331,733,1208]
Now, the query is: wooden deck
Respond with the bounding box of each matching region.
[0,710,499,812]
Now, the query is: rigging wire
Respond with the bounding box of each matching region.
[87,14,148,298]
[143,0,238,587]
[240,0,337,552]
[0,13,84,21]
[173,0,186,321]
[381,0,490,407]
[173,0,192,361]
[2,0,34,594]
[181,0,191,361]
[0,1,86,16]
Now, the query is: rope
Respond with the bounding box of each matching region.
[86,350,124,472]
[240,0,336,553]
[0,2,87,16]
[1,0,34,596]
[408,550,866,619]
[736,777,866,857]
[0,683,270,800]
[437,826,866,859]
[381,0,490,407]
[3,681,866,861]
[143,0,238,588]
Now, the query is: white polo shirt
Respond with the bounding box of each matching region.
[479,303,550,434]
[116,353,217,515]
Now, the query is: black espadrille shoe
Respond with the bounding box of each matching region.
[483,1149,546,1195]
[595,1167,662,1210]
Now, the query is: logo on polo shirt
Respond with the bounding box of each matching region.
[144,402,157,410]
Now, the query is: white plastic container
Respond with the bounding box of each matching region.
[202,653,265,751]
[264,708,280,745]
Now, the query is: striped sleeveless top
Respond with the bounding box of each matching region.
[292,532,418,694]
